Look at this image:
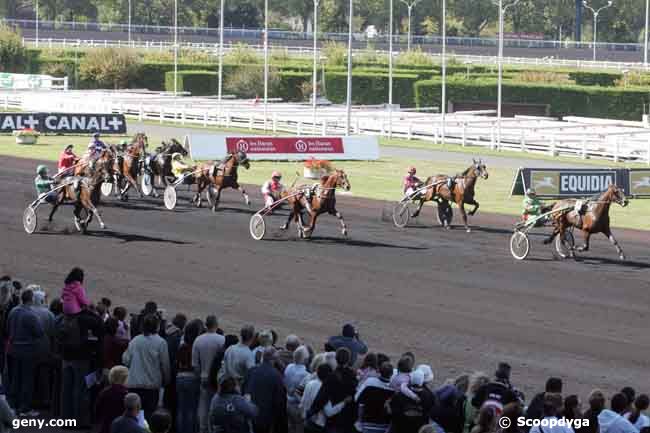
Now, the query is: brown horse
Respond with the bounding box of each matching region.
[544,184,629,260]
[411,159,489,232]
[115,133,149,200]
[48,149,115,233]
[282,169,351,239]
[195,151,251,211]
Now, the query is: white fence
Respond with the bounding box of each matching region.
[21,37,650,72]
[2,90,649,165]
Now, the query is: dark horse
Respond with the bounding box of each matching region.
[282,169,351,239]
[48,149,115,233]
[195,151,251,211]
[412,159,489,232]
[150,138,189,191]
[544,184,629,260]
[115,133,149,200]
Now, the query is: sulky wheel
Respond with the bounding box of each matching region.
[555,230,576,259]
[164,186,177,210]
[392,202,411,228]
[141,172,153,197]
[23,206,37,234]
[510,230,530,261]
[249,213,266,240]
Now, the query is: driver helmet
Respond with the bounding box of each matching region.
[408,166,416,175]
[36,165,48,175]
[92,132,100,139]
[119,139,128,146]
[526,188,537,197]
[64,145,74,152]
[272,171,282,180]
[172,152,182,161]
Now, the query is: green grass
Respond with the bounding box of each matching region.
[2,134,648,230]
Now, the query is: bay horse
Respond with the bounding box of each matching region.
[411,159,489,232]
[282,169,351,239]
[543,184,629,260]
[115,133,149,200]
[195,151,251,211]
[48,149,115,233]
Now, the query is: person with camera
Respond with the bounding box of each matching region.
[326,324,368,367]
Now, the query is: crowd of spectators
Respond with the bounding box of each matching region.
[0,270,647,433]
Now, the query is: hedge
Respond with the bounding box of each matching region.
[277,71,311,102]
[164,70,217,95]
[414,78,650,120]
[325,72,419,107]
[568,71,622,86]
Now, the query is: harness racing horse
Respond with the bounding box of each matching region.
[543,184,629,260]
[282,169,351,239]
[195,151,251,211]
[412,159,489,232]
[150,139,188,190]
[48,149,115,233]
[115,133,149,200]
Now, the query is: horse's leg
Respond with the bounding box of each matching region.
[459,201,470,232]
[194,178,204,208]
[48,194,63,222]
[603,228,625,260]
[411,199,424,218]
[237,185,250,206]
[577,231,591,252]
[467,199,479,216]
[211,186,222,212]
[334,209,348,237]
[303,212,319,238]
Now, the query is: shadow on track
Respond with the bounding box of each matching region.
[265,235,428,250]
[35,228,191,245]
[575,256,650,270]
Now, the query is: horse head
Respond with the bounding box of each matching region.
[606,184,629,208]
[95,150,115,184]
[234,151,250,169]
[472,158,489,180]
[170,138,189,157]
[335,169,351,191]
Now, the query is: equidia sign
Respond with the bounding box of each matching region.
[511,168,649,198]
[0,113,127,134]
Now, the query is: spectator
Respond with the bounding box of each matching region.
[285,345,311,433]
[471,363,517,415]
[326,324,368,366]
[113,307,130,341]
[110,393,146,433]
[219,325,255,383]
[0,377,15,433]
[49,297,64,417]
[30,286,56,408]
[525,378,563,427]
[529,393,573,433]
[95,366,130,433]
[163,314,188,429]
[7,289,44,417]
[563,395,582,421]
[356,361,394,433]
[464,372,490,433]
[59,295,105,428]
[470,407,497,433]
[581,390,606,433]
[61,267,90,315]
[358,353,379,386]
[301,363,333,433]
[598,393,638,433]
[122,313,171,421]
[176,319,203,433]
[309,347,358,433]
[103,318,129,370]
[130,302,166,338]
[253,329,274,365]
[390,356,414,392]
[193,315,225,433]
[389,370,435,433]
[208,375,259,433]
[245,348,288,433]
[624,394,650,432]
[0,277,15,375]
[208,334,239,392]
[621,388,636,413]
[499,402,525,433]
[278,335,302,368]
[431,383,465,433]
[149,410,172,433]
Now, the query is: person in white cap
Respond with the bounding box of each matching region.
[261,171,285,210]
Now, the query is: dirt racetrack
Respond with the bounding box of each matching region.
[1,156,649,398]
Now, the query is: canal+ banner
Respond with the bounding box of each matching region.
[0,112,127,134]
[511,168,650,198]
